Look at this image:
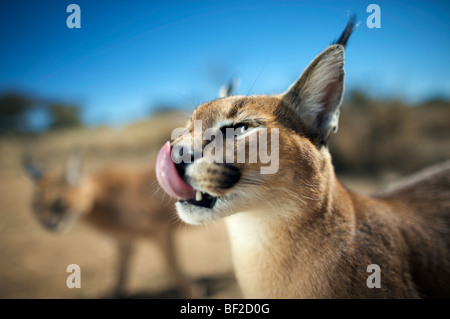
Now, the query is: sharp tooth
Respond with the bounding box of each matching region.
[196,191,203,201]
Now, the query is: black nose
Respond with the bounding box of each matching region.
[171,145,194,178]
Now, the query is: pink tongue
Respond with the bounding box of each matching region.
[155,141,195,200]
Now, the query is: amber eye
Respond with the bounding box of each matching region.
[220,123,251,139]
[235,124,249,136]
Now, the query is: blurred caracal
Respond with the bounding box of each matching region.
[24,151,193,298]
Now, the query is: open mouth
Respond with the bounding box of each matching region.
[42,213,68,232]
[181,192,217,208]
[156,141,217,209]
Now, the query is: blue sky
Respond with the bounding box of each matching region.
[1,0,449,127]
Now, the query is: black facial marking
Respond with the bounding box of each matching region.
[219,164,241,189]
[227,98,246,118]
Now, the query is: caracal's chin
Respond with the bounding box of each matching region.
[38,211,80,234]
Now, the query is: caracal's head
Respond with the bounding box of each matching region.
[23,150,95,233]
[156,19,355,225]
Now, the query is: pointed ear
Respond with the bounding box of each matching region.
[282,44,345,145]
[219,77,239,98]
[22,152,44,182]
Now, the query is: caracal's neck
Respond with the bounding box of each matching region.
[225,164,357,298]
[78,175,101,218]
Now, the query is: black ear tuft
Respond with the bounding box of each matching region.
[334,14,357,48]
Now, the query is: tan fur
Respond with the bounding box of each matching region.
[170,44,450,298]
[28,164,193,297]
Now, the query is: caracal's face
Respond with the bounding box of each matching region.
[156,43,347,225]
[156,95,325,225]
[32,173,94,233]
